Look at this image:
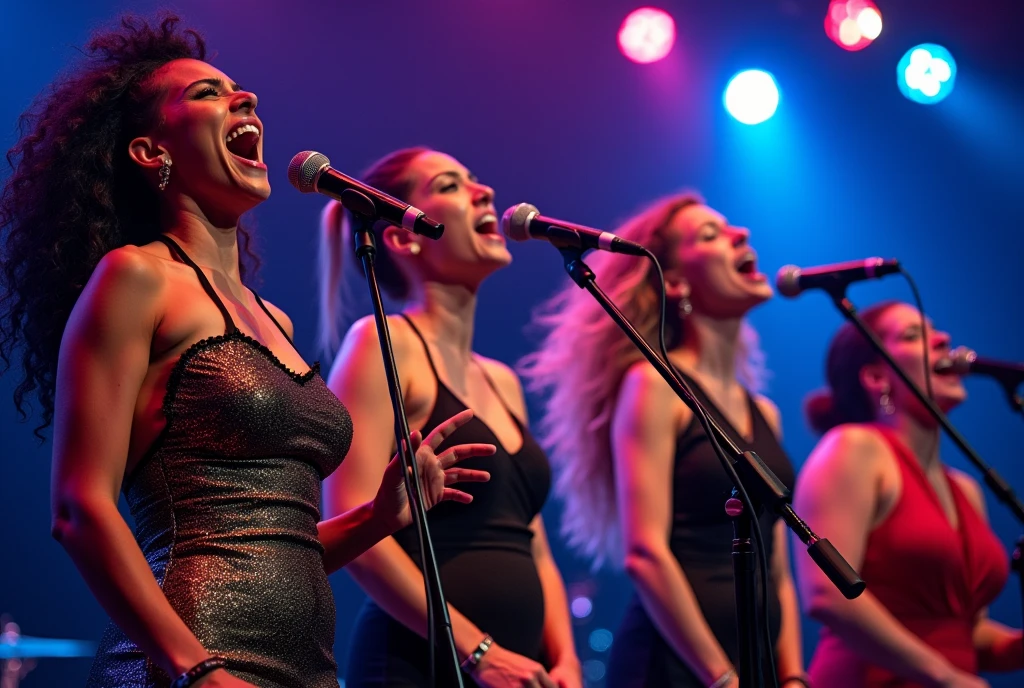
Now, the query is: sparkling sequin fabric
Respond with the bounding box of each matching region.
[86,238,353,688]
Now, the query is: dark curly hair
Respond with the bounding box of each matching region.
[0,14,259,437]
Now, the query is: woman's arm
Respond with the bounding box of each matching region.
[948,471,1024,673]
[754,397,804,679]
[324,318,554,687]
[793,426,974,687]
[772,520,804,679]
[532,516,581,687]
[50,249,235,682]
[613,362,736,686]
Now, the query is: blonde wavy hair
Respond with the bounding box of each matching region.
[519,193,767,570]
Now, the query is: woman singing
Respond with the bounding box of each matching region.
[522,194,805,687]
[318,147,581,687]
[794,301,1023,687]
[0,17,490,688]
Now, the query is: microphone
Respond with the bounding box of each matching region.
[288,151,443,240]
[935,346,1024,388]
[501,203,646,256]
[775,258,901,298]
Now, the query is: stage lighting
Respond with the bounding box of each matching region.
[898,44,956,104]
[825,0,882,51]
[724,70,780,125]
[618,7,676,64]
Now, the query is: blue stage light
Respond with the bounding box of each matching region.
[898,44,956,104]
[724,70,780,125]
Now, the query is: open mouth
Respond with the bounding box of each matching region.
[474,213,500,236]
[225,123,263,167]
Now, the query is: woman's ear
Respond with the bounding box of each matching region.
[381,225,422,257]
[664,274,690,301]
[128,136,167,172]
[859,362,890,398]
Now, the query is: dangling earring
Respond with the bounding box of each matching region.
[679,295,693,318]
[158,157,173,191]
[879,387,896,416]
[408,243,421,255]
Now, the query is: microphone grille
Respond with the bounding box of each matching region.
[501,203,539,242]
[948,346,976,375]
[288,151,330,193]
[775,265,802,298]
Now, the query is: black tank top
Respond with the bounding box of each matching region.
[87,235,353,688]
[608,369,795,687]
[344,314,552,687]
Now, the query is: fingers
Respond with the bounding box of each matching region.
[440,488,474,504]
[537,672,558,688]
[422,408,475,452]
[435,442,496,468]
[443,468,490,485]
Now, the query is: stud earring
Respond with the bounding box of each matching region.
[158,157,173,191]
[408,243,421,255]
[879,387,896,416]
[679,295,693,317]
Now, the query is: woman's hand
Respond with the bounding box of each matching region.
[547,656,583,688]
[192,668,259,687]
[372,409,493,533]
[472,643,558,688]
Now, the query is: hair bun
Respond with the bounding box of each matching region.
[804,389,841,435]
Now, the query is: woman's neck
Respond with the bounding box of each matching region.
[404,281,478,361]
[163,205,241,284]
[878,411,942,471]
[672,313,743,386]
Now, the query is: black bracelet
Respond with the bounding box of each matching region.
[170,657,228,688]
[780,676,811,688]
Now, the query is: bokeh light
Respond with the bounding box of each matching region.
[570,595,593,619]
[825,0,882,51]
[723,70,780,125]
[618,7,676,64]
[589,628,614,653]
[898,43,957,104]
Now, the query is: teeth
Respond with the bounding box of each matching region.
[225,123,260,143]
[475,214,497,228]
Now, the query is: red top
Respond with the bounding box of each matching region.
[809,425,1009,687]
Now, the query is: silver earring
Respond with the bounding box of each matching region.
[408,243,421,255]
[879,389,895,416]
[679,295,692,317]
[158,157,172,191]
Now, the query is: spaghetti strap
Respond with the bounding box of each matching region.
[252,291,293,344]
[398,313,440,379]
[473,358,520,423]
[157,235,237,333]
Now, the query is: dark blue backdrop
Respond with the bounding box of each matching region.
[2,1,1023,685]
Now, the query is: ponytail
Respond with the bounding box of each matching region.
[315,146,432,357]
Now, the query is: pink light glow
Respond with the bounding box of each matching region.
[824,0,882,52]
[618,7,676,64]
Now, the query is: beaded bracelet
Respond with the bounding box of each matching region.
[170,657,228,688]
[460,634,494,672]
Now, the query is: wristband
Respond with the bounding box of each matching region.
[170,657,228,688]
[460,634,493,672]
[709,669,737,688]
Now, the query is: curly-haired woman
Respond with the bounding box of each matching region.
[0,15,490,688]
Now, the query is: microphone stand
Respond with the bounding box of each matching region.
[346,191,463,688]
[824,288,1024,663]
[558,248,865,688]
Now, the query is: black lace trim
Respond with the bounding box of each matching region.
[124,331,320,491]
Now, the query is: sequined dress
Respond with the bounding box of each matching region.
[86,236,353,688]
